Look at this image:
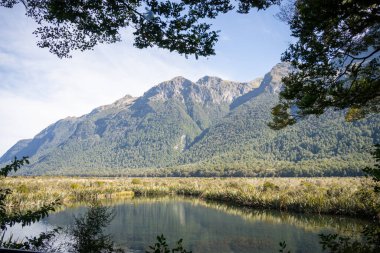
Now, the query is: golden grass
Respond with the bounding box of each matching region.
[2,177,379,219]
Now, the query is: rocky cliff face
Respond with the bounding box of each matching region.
[90,95,137,114]
[141,75,257,105]
[195,76,257,104]
[262,62,292,94]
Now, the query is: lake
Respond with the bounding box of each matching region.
[10,197,367,253]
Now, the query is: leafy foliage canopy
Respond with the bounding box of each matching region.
[0,0,279,58]
[270,0,380,129]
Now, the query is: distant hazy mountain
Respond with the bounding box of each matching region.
[1,63,379,176]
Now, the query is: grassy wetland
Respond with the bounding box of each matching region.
[3,177,379,219]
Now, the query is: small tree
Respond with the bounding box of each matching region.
[67,202,124,253]
[0,157,61,251]
[146,234,192,253]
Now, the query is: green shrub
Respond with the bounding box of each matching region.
[70,183,81,190]
[263,181,279,191]
[17,184,30,194]
[131,178,142,185]
[94,181,105,187]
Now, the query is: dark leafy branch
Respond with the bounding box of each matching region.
[269,0,380,129]
[1,228,61,251]
[146,234,192,253]
[0,0,279,58]
[0,156,29,177]
[0,157,61,250]
[1,199,61,229]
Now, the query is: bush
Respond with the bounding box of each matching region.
[263,181,279,191]
[131,178,142,185]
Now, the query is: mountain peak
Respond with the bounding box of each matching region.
[113,94,136,106]
[90,94,136,114]
[196,76,223,86]
[141,76,194,101]
[170,76,188,81]
[258,62,292,94]
[156,76,193,88]
[161,76,192,86]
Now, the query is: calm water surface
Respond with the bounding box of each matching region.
[11,197,367,253]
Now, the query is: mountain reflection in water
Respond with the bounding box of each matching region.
[12,197,368,253]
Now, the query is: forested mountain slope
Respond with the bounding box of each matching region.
[1,63,379,176]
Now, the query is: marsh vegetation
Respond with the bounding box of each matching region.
[3,177,379,219]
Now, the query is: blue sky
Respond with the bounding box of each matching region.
[0,4,292,155]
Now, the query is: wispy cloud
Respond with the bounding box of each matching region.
[0,7,225,155]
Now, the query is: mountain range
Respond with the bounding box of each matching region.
[1,63,379,176]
